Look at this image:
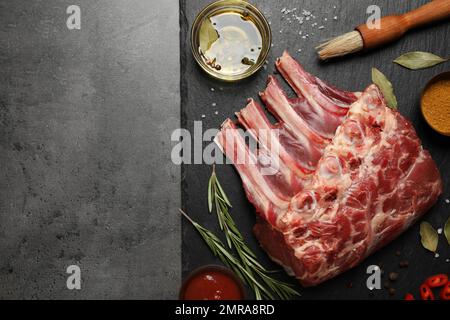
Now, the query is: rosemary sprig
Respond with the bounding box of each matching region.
[179,209,272,298]
[207,166,300,300]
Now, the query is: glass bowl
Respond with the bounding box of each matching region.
[190,0,271,82]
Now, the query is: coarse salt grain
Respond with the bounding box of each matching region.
[214,111,219,115]
[210,88,215,92]
[212,102,216,107]
[201,114,206,118]
[438,228,443,234]
[435,253,440,258]
[445,199,450,204]
[318,25,325,29]
[333,16,338,20]
[446,259,450,263]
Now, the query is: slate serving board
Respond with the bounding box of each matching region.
[180,0,450,300]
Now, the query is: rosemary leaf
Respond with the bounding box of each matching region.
[241,250,265,270]
[207,173,213,213]
[215,177,232,207]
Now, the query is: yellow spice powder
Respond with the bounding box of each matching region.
[422,77,450,135]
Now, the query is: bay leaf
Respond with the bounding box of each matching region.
[371,68,398,110]
[445,216,450,246]
[394,51,448,70]
[199,18,219,54]
[420,221,438,252]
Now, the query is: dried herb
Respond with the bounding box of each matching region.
[241,57,255,66]
[394,51,448,70]
[444,216,450,246]
[371,68,398,110]
[199,18,219,54]
[420,222,439,252]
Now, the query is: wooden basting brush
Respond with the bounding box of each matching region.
[317,0,450,60]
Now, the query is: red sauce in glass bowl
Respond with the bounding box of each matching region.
[180,266,245,300]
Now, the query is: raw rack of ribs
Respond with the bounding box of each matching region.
[214,51,442,286]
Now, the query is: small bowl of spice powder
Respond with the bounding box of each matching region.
[421,71,450,136]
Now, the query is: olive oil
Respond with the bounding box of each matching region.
[191,0,271,81]
[200,11,263,77]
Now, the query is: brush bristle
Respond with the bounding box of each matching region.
[316,31,364,60]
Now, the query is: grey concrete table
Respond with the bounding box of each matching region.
[0,0,180,299]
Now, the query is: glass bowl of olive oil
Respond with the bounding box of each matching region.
[191,0,271,82]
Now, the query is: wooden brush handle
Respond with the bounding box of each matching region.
[356,0,450,50]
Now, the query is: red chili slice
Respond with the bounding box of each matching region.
[420,283,435,300]
[440,282,450,300]
[404,293,415,300]
[425,274,448,288]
